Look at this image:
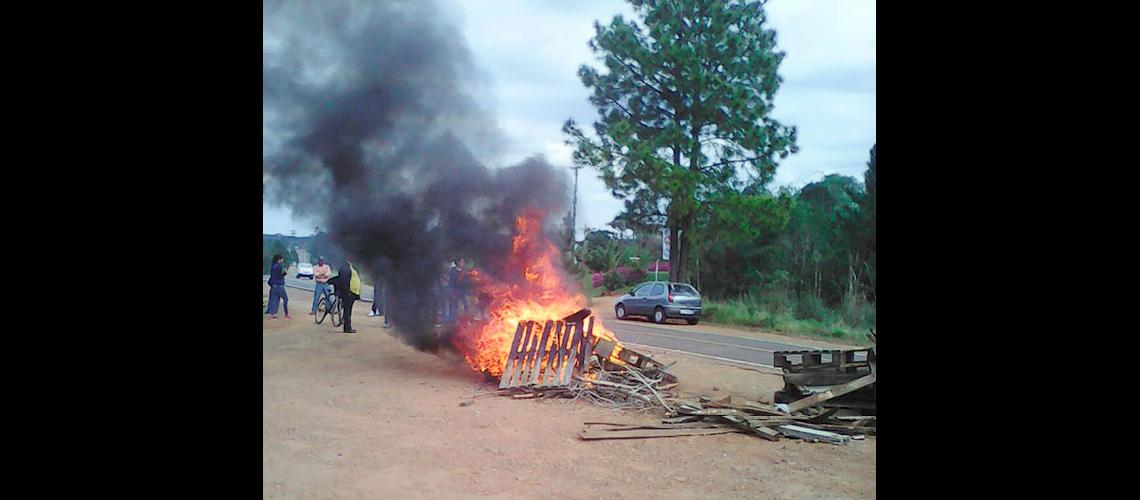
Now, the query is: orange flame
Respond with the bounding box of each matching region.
[450,210,617,376]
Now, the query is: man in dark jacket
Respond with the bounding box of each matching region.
[338,258,361,334]
[447,258,468,324]
[266,254,290,319]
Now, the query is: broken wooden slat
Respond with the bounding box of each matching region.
[748,425,781,441]
[559,320,584,385]
[543,322,564,387]
[784,370,870,387]
[583,422,727,430]
[502,322,526,388]
[498,323,527,389]
[705,400,786,416]
[798,423,875,436]
[517,323,542,389]
[662,415,702,424]
[510,321,538,388]
[678,408,746,417]
[777,424,850,444]
[578,427,741,440]
[593,337,616,360]
[836,416,876,422]
[543,321,572,387]
[785,373,876,413]
[529,321,555,386]
[577,316,594,375]
[714,416,781,441]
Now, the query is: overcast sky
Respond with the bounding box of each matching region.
[263,0,875,236]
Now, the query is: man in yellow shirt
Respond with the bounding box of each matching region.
[338,258,362,334]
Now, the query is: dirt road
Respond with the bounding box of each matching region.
[263,285,875,498]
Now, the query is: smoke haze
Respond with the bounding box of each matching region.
[263,0,570,350]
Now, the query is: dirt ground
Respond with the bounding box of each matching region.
[263,284,875,499]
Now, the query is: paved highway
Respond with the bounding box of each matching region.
[265,276,845,368]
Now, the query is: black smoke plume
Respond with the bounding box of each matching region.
[263,0,569,351]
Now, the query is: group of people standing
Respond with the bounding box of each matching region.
[266,254,490,332]
[265,254,364,334]
[439,257,492,324]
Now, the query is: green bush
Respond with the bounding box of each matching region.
[699,294,872,345]
[795,294,828,321]
[602,271,624,291]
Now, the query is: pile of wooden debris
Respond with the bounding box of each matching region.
[574,334,876,444]
[477,342,680,412]
[578,394,874,444]
[477,311,876,445]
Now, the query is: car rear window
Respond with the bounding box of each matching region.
[650,283,665,296]
[670,284,698,295]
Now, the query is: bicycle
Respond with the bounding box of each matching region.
[314,285,343,327]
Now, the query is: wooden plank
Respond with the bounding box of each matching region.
[504,321,529,388]
[837,416,876,423]
[802,352,822,367]
[662,416,702,424]
[536,322,562,386]
[593,337,616,360]
[513,321,539,388]
[523,321,543,387]
[537,323,558,387]
[526,321,553,386]
[577,316,594,374]
[583,422,726,430]
[705,400,786,416]
[784,370,869,387]
[748,426,781,441]
[715,416,781,441]
[549,320,575,386]
[552,321,573,386]
[561,320,585,385]
[578,428,741,440]
[777,424,850,444]
[561,320,578,383]
[678,408,746,417]
[802,423,875,436]
[785,373,876,414]
[499,322,527,389]
[743,416,810,423]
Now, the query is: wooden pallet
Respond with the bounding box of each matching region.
[499,315,595,389]
[773,348,872,373]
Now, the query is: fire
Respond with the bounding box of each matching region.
[451,210,617,376]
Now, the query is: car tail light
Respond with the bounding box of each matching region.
[668,292,674,303]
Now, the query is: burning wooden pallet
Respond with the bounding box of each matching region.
[499,309,595,389]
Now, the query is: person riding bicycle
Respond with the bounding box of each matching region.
[310,256,332,315]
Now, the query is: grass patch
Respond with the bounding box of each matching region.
[702,295,874,345]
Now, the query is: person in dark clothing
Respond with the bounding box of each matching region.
[447,258,469,324]
[381,282,392,328]
[369,283,382,317]
[338,258,362,334]
[266,254,290,319]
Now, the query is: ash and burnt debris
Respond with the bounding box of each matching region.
[264,0,570,353]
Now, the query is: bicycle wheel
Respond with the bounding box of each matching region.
[331,298,343,327]
[315,296,328,324]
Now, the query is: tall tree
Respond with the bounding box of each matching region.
[564,0,797,282]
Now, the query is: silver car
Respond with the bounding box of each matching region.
[615,281,703,325]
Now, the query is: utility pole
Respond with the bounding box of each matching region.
[569,164,583,250]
